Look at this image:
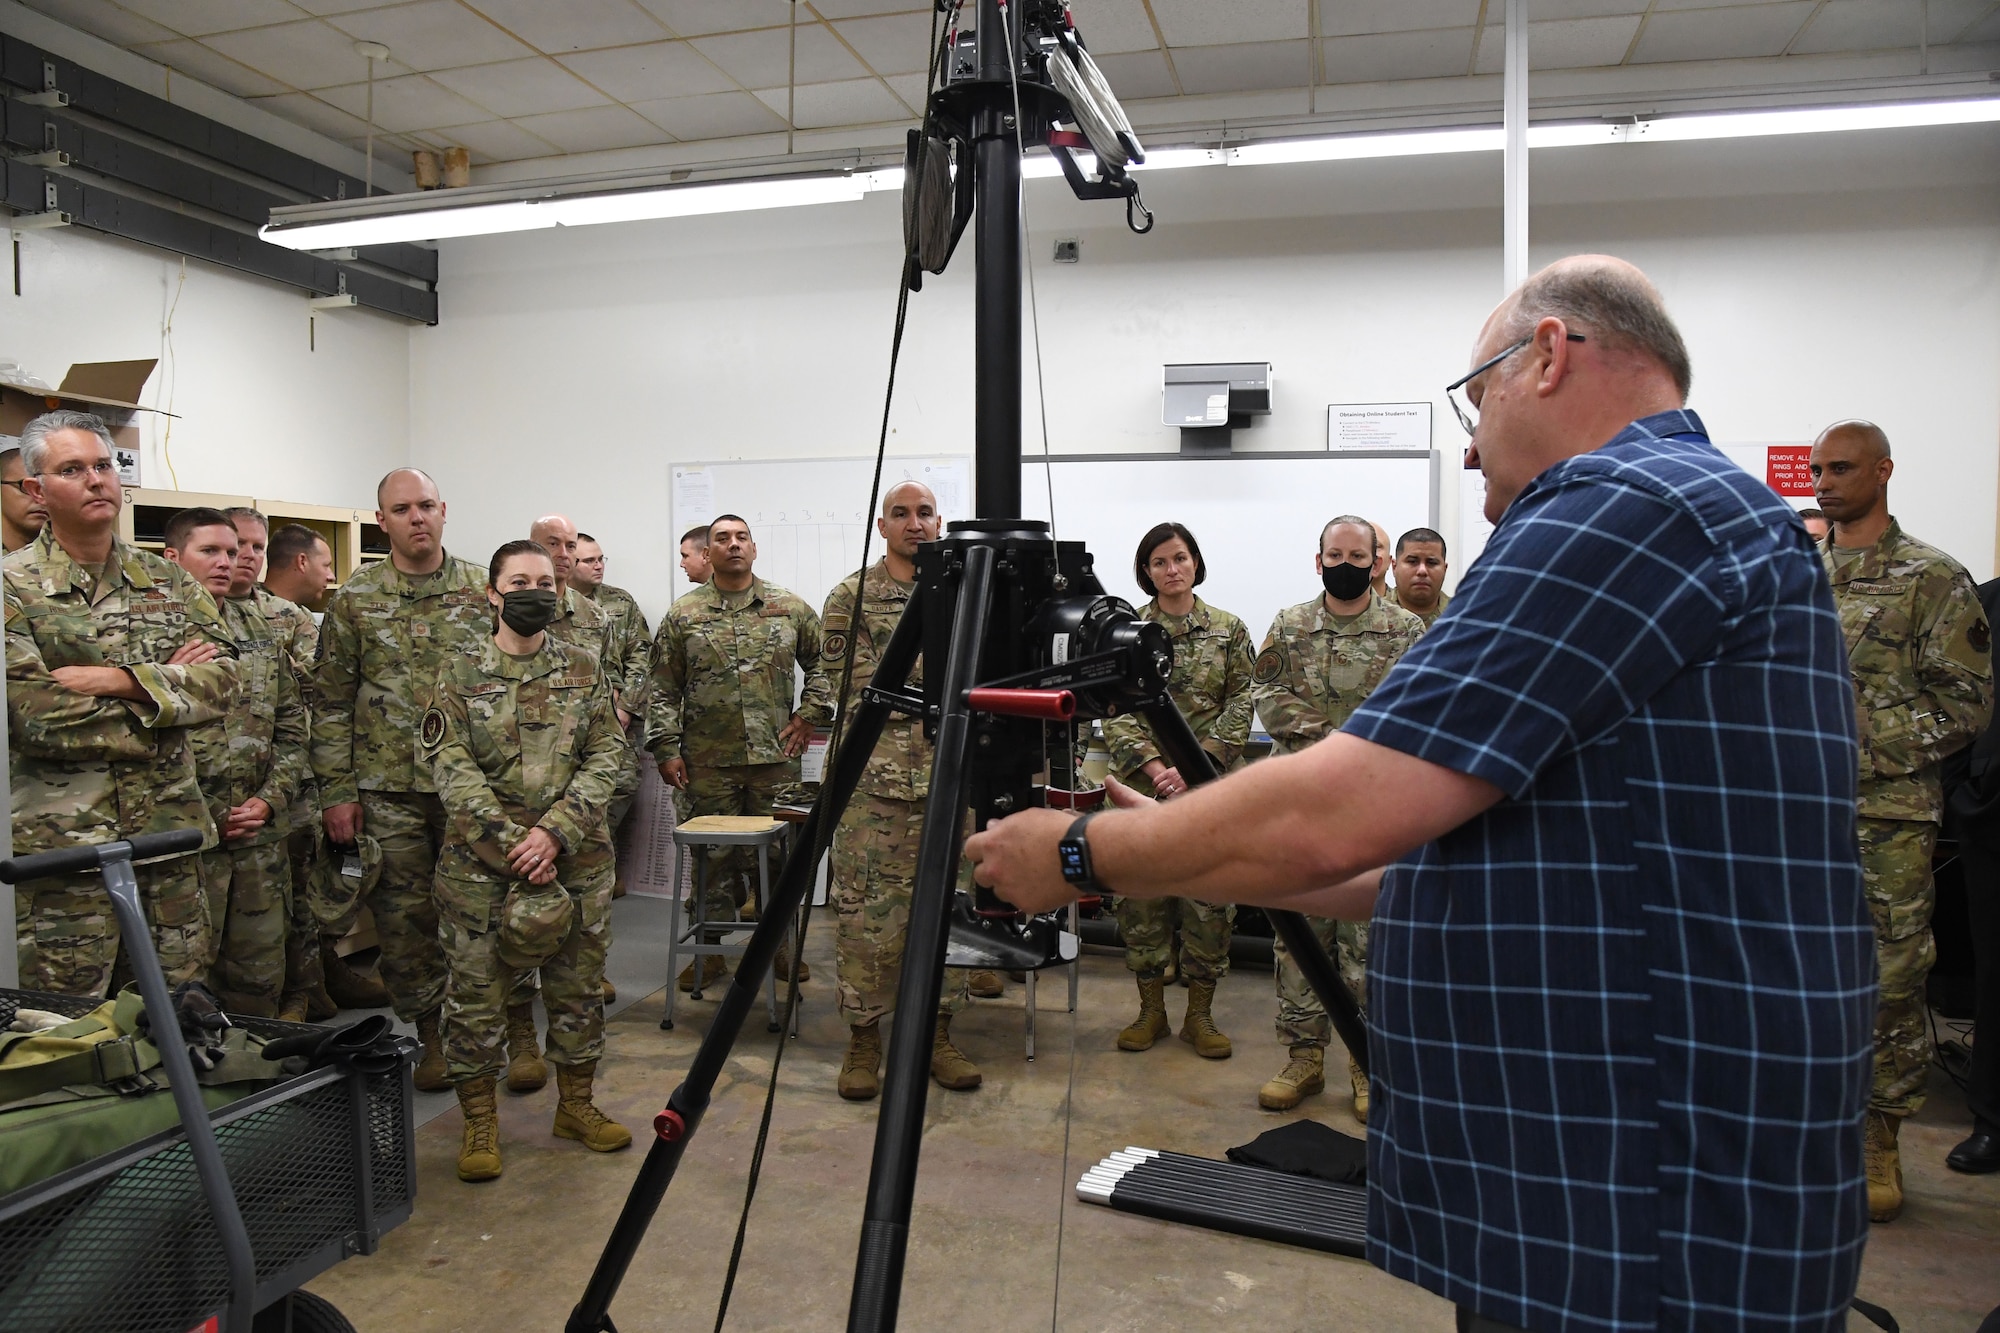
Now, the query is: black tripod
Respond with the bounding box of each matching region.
[567,5,1364,1329]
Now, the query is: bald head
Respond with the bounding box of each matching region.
[530,513,579,589]
[1495,254,1691,401]
[376,467,438,509]
[374,468,446,573]
[878,480,941,568]
[881,480,936,518]
[1813,420,1891,462]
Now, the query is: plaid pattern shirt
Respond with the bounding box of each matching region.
[1345,411,1874,1332]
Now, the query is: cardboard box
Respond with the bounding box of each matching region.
[0,360,172,473]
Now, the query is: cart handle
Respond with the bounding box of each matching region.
[0,829,205,884]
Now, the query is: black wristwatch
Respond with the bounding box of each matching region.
[1058,811,1106,894]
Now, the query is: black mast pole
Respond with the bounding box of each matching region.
[971,0,1022,518]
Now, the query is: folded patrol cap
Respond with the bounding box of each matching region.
[497,878,574,970]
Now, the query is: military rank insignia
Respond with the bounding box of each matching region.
[420,707,447,748]
[1253,647,1284,685]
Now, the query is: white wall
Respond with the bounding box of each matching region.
[0,225,409,510]
[412,121,2000,622]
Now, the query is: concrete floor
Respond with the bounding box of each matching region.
[310,896,2000,1332]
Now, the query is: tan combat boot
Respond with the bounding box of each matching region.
[931,1015,982,1090]
[553,1060,633,1152]
[1117,974,1170,1052]
[413,1008,451,1092]
[504,1003,548,1093]
[678,955,727,993]
[286,936,336,1022]
[601,978,616,1004]
[456,1077,502,1181]
[1865,1109,1904,1222]
[277,992,311,1024]
[967,970,1003,998]
[1258,1043,1326,1111]
[1349,1056,1370,1126]
[1177,978,1233,1059]
[322,939,389,1009]
[773,940,811,984]
[839,1023,883,1101]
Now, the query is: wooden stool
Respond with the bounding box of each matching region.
[663,816,794,1034]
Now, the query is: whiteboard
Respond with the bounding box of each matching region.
[670,456,971,611]
[1017,451,1439,650]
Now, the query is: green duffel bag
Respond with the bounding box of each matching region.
[0,987,294,1196]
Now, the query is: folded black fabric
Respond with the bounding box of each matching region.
[1227,1118,1367,1185]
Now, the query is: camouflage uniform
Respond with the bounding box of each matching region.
[646,577,831,917]
[803,560,968,1024]
[1253,590,1424,1047]
[581,580,655,827]
[422,636,626,1082]
[6,530,239,996]
[310,551,491,1022]
[1824,520,1994,1116]
[189,591,311,1014]
[1389,586,1450,628]
[259,587,329,998]
[1100,596,1255,983]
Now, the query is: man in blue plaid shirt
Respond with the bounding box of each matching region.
[970,256,1874,1332]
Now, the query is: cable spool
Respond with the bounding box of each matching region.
[902,128,956,275]
[1047,29,1145,170]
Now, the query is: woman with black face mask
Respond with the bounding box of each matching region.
[418,539,632,1184]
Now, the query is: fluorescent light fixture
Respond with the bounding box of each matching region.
[260,96,2000,249]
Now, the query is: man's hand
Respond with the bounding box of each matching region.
[778,714,813,759]
[323,802,363,845]
[49,665,146,701]
[168,639,220,666]
[223,798,272,843]
[968,777,1155,914]
[659,757,689,789]
[1141,760,1187,799]
[509,827,562,885]
[615,706,632,731]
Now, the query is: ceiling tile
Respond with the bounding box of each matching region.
[1321,27,1477,82]
[324,1,537,71]
[204,19,385,91]
[1067,0,1165,54]
[316,73,495,131]
[831,13,935,75]
[510,104,669,152]
[1940,0,2000,40]
[881,71,928,112]
[559,41,735,100]
[1472,15,1643,71]
[806,0,927,18]
[112,0,303,38]
[436,117,566,162]
[247,90,377,141]
[1788,0,1941,52]
[634,0,795,37]
[1151,0,1305,45]
[18,0,179,46]
[129,39,290,97]
[1171,39,1311,95]
[290,0,421,14]
[692,22,869,85]
[1961,7,2000,41]
[430,58,613,117]
[1630,2,1819,62]
[1525,0,1652,17]
[1319,0,1482,38]
[463,0,669,53]
[630,89,788,138]
[751,76,909,128]
[1089,48,1179,100]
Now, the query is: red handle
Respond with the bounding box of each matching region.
[967,688,1076,721]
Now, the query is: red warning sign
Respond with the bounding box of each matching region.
[1765,445,1815,497]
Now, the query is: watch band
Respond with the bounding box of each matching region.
[1059,810,1105,893]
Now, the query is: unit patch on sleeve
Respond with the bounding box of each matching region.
[419,707,447,749]
[1252,647,1285,685]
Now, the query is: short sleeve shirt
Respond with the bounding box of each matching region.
[1344,411,1874,1333]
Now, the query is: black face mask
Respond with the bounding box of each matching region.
[1320,560,1373,603]
[497,588,560,636]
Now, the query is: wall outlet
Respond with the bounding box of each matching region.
[1053,238,1081,263]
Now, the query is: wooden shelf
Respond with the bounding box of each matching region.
[118,486,375,582]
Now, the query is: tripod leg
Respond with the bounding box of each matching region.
[1136,700,1370,1075]
[848,542,998,1333]
[566,599,926,1333]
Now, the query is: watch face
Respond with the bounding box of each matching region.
[1059,840,1088,883]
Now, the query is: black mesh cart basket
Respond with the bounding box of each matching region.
[0,987,416,1333]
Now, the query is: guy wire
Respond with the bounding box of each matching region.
[709,5,949,1328]
[996,10,1079,1326]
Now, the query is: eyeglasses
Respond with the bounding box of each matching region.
[0,479,26,492]
[40,460,120,483]
[1445,332,1587,437]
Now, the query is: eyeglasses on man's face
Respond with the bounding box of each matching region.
[1445,332,1587,437]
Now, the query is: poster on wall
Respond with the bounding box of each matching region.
[1328,402,1432,452]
